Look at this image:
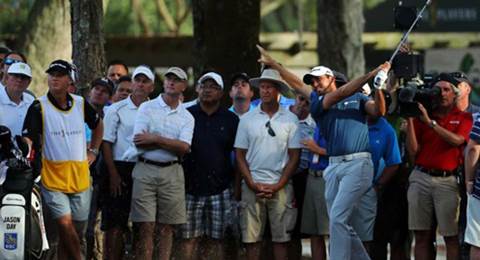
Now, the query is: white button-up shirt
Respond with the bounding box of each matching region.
[234,105,302,184]
[132,94,194,162]
[103,96,139,162]
[0,87,35,136]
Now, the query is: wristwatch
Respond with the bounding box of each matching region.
[429,120,437,129]
[87,148,99,156]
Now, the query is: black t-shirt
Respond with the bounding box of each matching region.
[22,92,100,175]
[183,104,239,196]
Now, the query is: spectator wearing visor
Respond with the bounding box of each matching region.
[405,73,473,260]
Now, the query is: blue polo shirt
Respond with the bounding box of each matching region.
[310,91,370,156]
[309,126,329,171]
[228,103,256,116]
[469,119,480,200]
[368,117,402,183]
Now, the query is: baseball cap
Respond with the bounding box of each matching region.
[450,71,472,86]
[91,77,114,96]
[433,73,461,95]
[198,72,224,89]
[230,72,250,86]
[164,67,188,81]
[132,65,155,82]
[303,66,334,85]
[46,59,73,75]
[333,71,349,87]
[8,62,32,78]
[434,73,461,86]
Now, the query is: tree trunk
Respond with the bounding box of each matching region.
[71,0,106,97]
[192,0,261,105]
[17,0,72,96]
[317,0,365,79]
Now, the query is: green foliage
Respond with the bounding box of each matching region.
[459,53,475,74]
[103,0,135,35]
[261,0,317,32]
[0,0,34,35]
[0,0,380,37]
[103,0,193,36]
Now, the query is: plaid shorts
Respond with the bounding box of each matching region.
[179,188,231,239]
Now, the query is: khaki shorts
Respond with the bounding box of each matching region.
[239,183,297,243]
[130,162,186,224]
[407,169,460,236]
[301,171,329,235]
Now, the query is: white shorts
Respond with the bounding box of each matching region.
[465,194,480,248]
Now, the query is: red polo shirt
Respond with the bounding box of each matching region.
[414,107,473,171]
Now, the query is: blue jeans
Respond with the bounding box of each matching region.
[324,152,373,260]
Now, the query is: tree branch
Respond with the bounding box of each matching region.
[154,0,178,33]
[175,0,186,20]
[131,0,152,36]
[176,4,191,29]
[261,0,287,17]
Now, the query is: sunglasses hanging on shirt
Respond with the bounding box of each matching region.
[265,121,276,137]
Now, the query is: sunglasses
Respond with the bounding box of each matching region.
[265,121,276,137]
[4,58,22,66]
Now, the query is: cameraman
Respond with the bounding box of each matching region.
[406,74,473,260]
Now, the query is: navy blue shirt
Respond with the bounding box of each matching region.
[183,105,239,196]
[310,92,370,156]
[309,126,329,171]
[368,117,402,183]
[469,119,480,200]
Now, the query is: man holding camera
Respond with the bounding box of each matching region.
[406,74,473,260]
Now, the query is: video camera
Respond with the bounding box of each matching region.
[390,74,439,117]
[388,65,463,117]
